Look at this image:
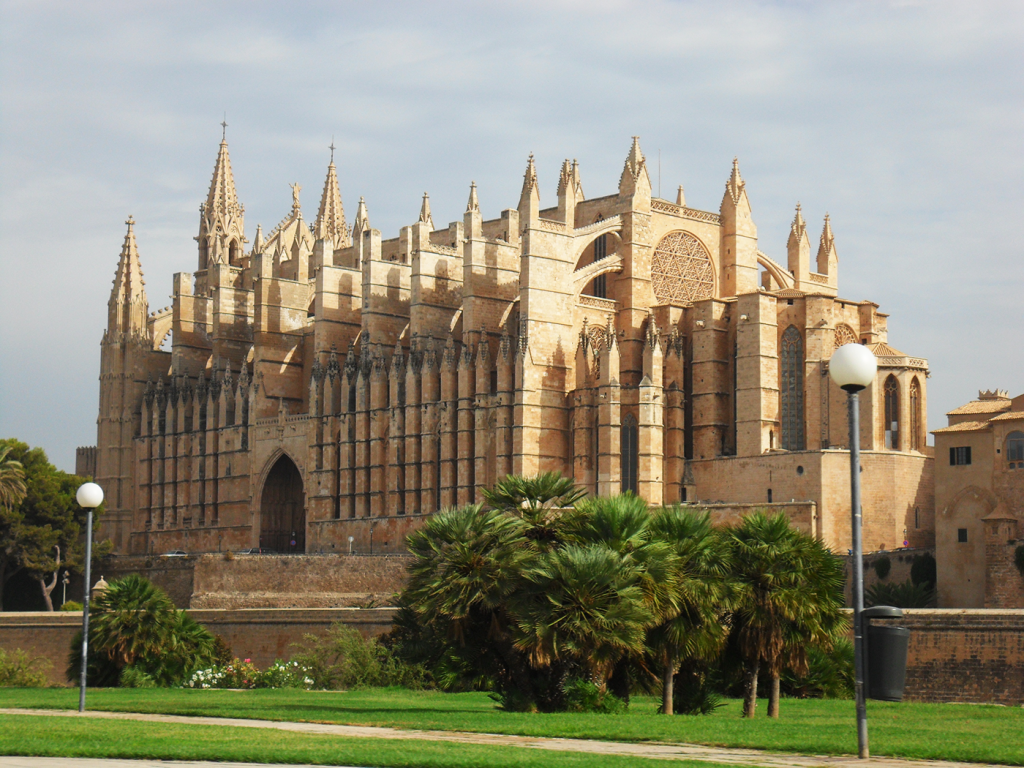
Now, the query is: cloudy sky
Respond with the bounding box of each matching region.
[1,0,1021,472]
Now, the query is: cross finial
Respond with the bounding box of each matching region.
[329,137,335,164]
[126,215,135,229]
[221,114,228,141]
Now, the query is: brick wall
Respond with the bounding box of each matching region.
[0,607,396,686]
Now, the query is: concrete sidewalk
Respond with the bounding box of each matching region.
[0,708,1003,768]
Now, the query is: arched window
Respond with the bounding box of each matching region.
[780,326,805,450]
[909,377,921,451]
[621,413,638,494]
[884,375,900,450]
[1007,431,1024,469]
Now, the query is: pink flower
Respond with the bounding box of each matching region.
[245,658,251,663]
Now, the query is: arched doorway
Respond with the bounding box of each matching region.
[259,454,305,553]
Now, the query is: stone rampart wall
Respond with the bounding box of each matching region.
[874,609,1024,705]
[190,553,412,608]
[0,607,396,686]
[2,608,1022,701]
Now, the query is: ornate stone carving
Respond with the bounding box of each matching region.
[833,324,858,350]
[650,231,715,305]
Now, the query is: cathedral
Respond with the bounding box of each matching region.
[86,135,934,557]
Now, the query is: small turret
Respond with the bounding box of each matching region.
[787,203,811,285]
[618,137,651,201]
[816,213,839,289]
[719,157,758,296]
[517,153,540,223]
[419,192,434,229]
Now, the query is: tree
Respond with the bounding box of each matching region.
[0,439,111,611]
[0,445,27,510]
[727,511,845,718]
[647,506,731,715]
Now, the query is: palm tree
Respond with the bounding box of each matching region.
[481,472,585,546]
[67,574,217,686]
[403,504,541,704]
[727,511,846,718]
[514,543,653,689]
[648,506,731,715]
[0,445,26,510]
[544,494,677,700]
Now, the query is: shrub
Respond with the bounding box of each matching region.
[866,578,934,608]
[0,648,51,687]
[561,678,627,714]
[119,666,157,688]
[872,555,891,580]
[672,666,724,715]
[910,553,937,588]
[183,658,312,690]
[66,574,220,687]
[291,623,426,690]
[782,638,854,699]
[61,601,83,611]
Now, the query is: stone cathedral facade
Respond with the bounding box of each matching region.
[87,136,934,557]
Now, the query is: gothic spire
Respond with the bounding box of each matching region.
[466,181,480,213]
[199,130,245,267]
[816,213,838,277]
[205,134,241,219]
[725,157,746,205]
[251,224,264,255]
[314,152,350,248]
[518,153,539,208]
[352,196,370,240]
[108,215,149,338]
[618,136,651,197]
[419,192,434,228]
[790,202,807,240]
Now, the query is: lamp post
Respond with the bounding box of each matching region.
[75,482,104,713]
[828,343,877,759]
[61,570,69,607]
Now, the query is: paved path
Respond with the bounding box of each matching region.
[0,708,1002,768]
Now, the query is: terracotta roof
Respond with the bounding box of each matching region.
[946,399,1012,416]
[990,410,1024,422]
[932,420,992,434]
[867,342,907,357]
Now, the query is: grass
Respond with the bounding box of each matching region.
[3,687,1023,765]
[0,713,726,768]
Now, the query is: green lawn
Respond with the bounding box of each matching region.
[3,687,1022,765]
[0,713,722,768]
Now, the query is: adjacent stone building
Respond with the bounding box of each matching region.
[933,390,1024,607]
[87,135,933,557]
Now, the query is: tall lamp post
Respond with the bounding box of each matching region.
[75,482,104,713]
[828,343,877,759]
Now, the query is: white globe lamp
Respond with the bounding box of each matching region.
[829,343,877,392]
[76,482,104,509]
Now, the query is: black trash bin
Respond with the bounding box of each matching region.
[863,605,910,702]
